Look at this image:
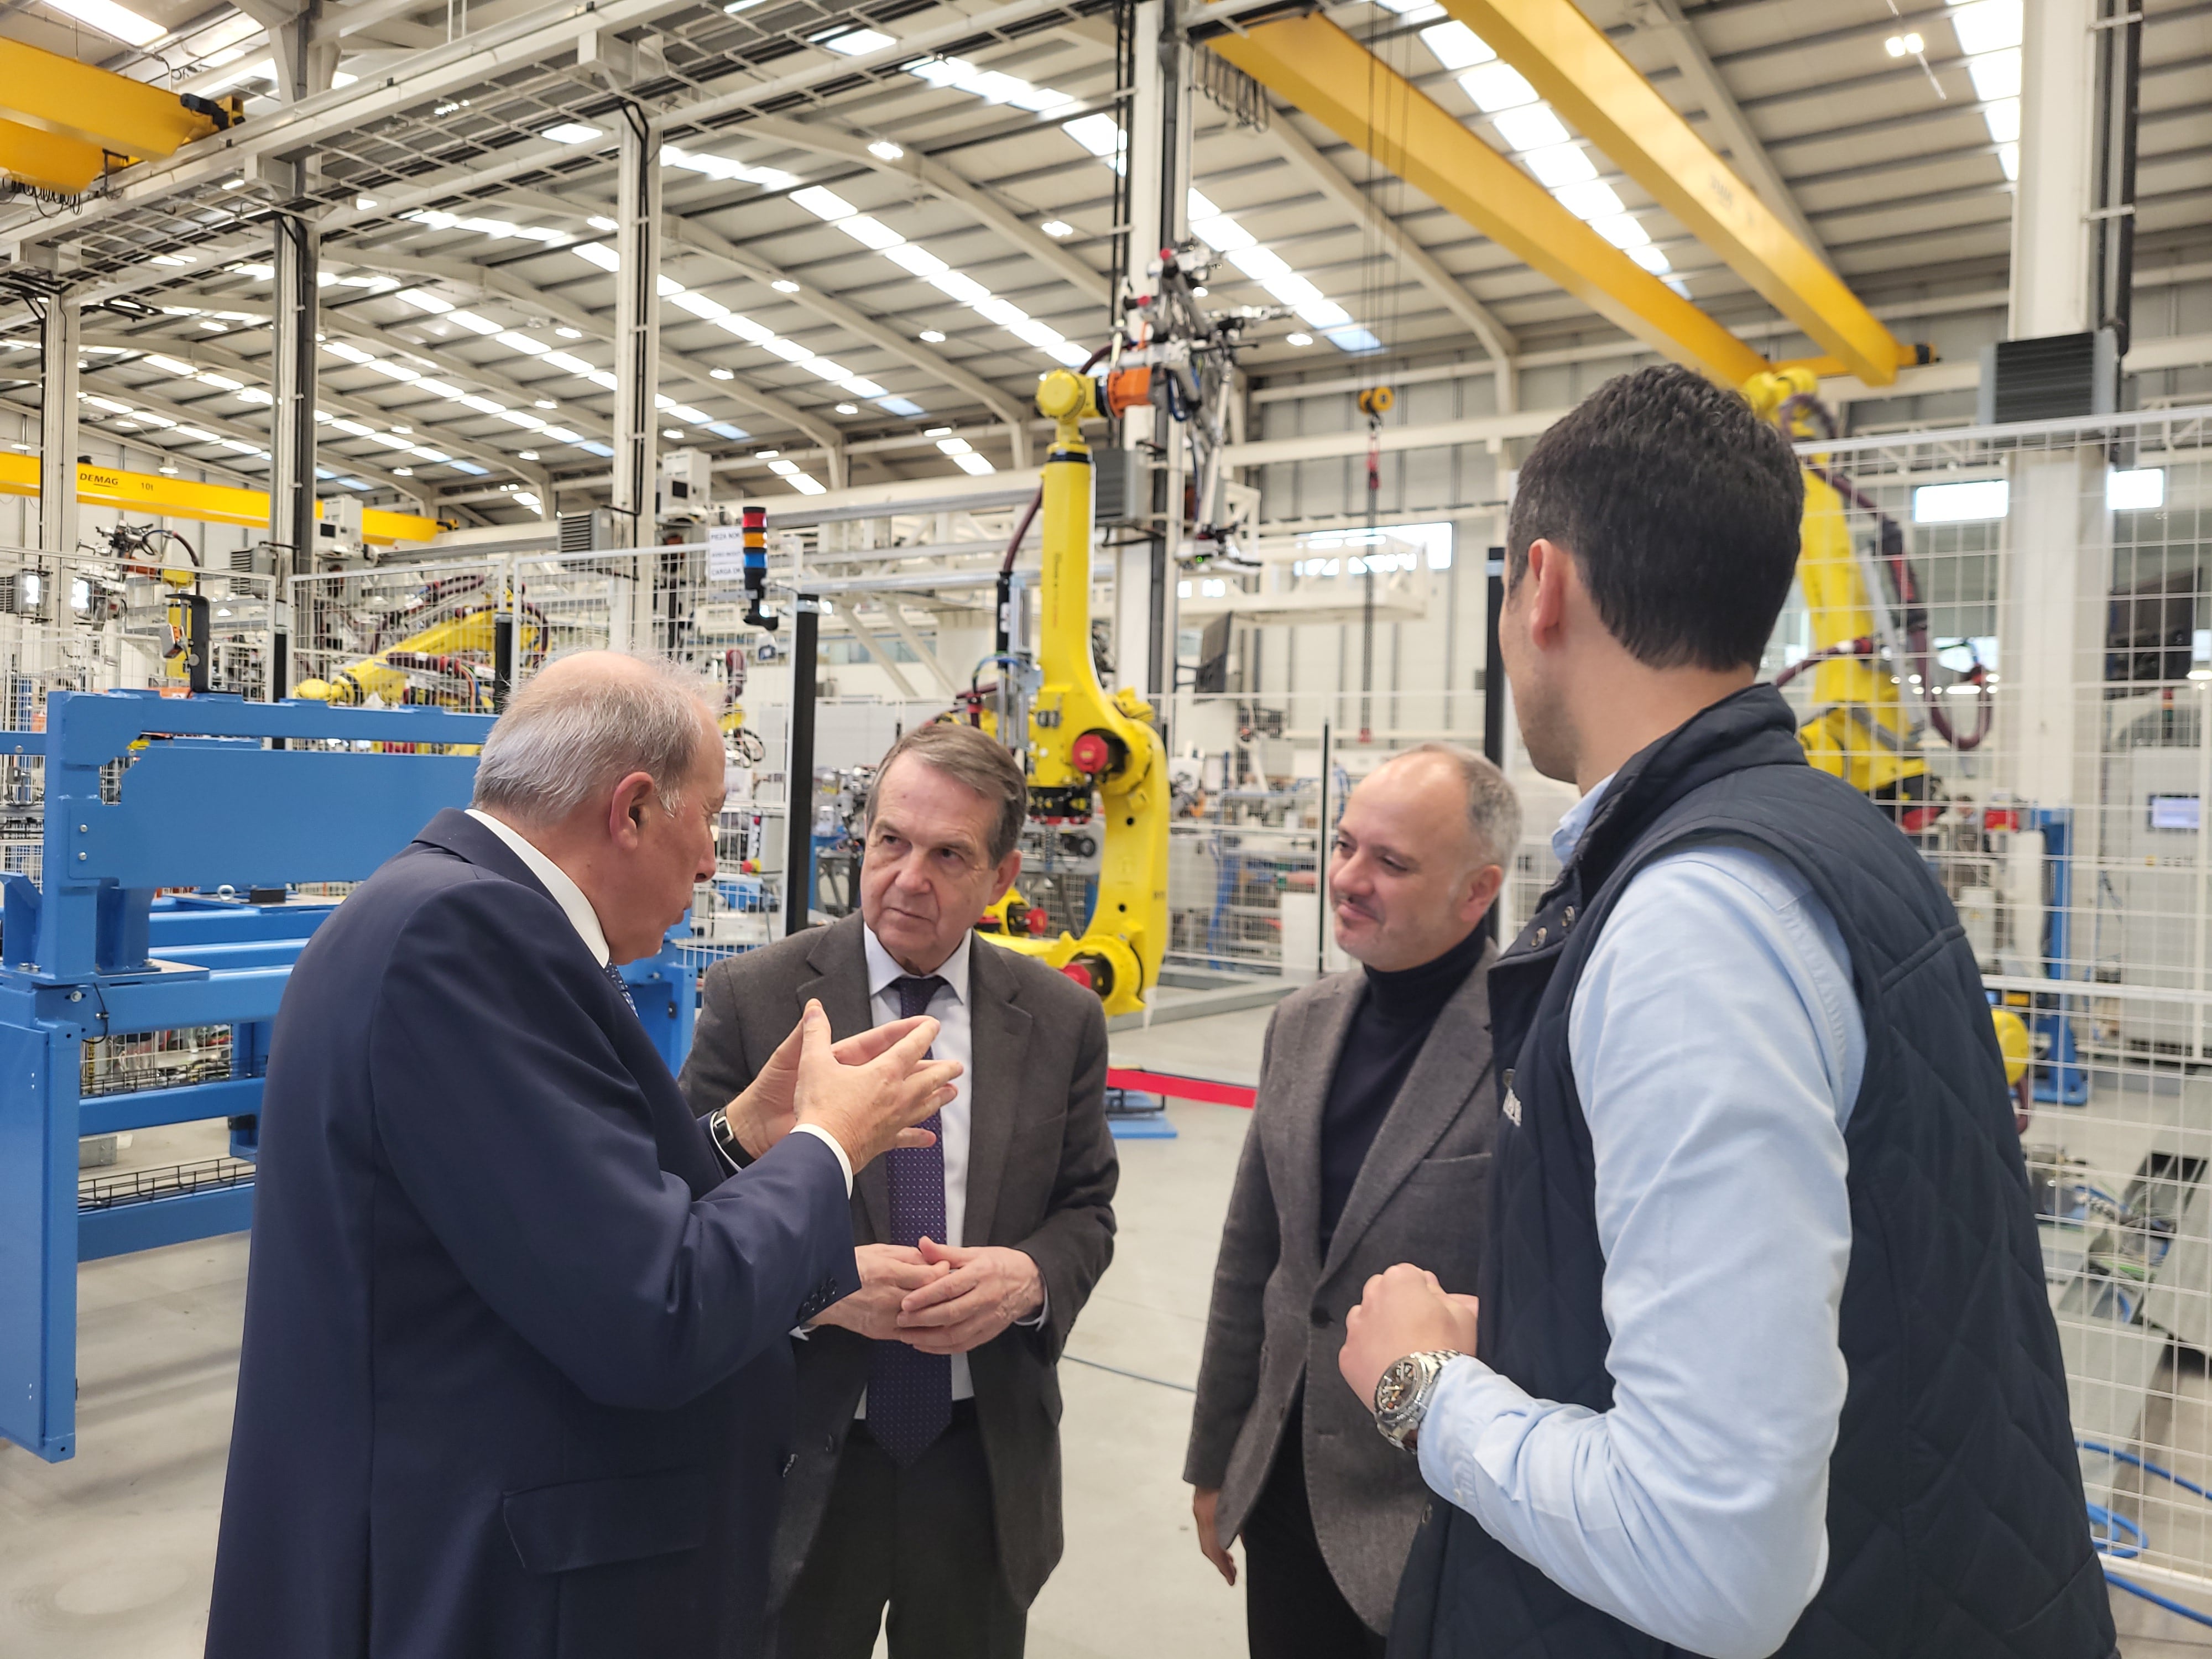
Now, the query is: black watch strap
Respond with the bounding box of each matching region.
[708,1108,751,1172]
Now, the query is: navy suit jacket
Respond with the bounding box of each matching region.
[205,808,858,1659]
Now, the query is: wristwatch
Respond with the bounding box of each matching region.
[1373,1350,1463,1451]
[708,1107,749,1171]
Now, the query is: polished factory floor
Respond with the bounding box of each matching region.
[0,1005,2198,1654]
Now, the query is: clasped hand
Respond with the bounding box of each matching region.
[814,1238,1042,1354]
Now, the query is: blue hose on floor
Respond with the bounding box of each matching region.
[2079,1438,2212,1628]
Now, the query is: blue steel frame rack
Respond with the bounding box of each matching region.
[0,690,697,1463]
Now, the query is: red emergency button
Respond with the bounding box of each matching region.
[1060,959,1094,990]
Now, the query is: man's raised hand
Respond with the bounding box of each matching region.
[721,1011,940,1159]
[791,1000,961,1169]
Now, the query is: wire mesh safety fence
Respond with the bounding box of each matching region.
[1744,408,2212,1591]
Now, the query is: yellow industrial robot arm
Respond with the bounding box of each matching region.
[979,369,1170,1015]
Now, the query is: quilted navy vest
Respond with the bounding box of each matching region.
[1390,686,2114,1659]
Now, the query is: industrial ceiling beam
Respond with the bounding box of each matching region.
[342,248,846,452]
[1259,112,1519,404]
[1624,0,1829,265]
[78,371,430,508]
[78,331,551,495]
[1206,15,1767,385]
[739,114,1112,309]
[496,186,1036,466]
[1435,0,1904,384]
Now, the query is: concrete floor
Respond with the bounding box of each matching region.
[0,1008,2202,1654]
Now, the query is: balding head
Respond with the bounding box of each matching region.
[1328,744,1517,972]
[473,649,720,828]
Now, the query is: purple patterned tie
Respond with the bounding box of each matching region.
[867,972,952,1467]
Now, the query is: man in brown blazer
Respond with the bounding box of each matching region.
[1185,744,1518,1657]
[680,722,1117,1659]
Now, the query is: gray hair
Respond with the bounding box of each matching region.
[1380,743,1522,868]
[864,722,1029,864]
[471,650,718,826]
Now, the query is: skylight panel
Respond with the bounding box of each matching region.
[1520,140,1597,185]
[838,216,905,251]
[1494,105,1571,151]
[1420,22,1495,70]
[395,289,454,314]
[818,26,895,53]
[44,0,163,47]
[544,123,602,144]
[792,186,858,221]
[446,311,503,336]
[884,244,950,278]
[1551,180,1625,221]
[495,332,550,354]
[572,244,621,272]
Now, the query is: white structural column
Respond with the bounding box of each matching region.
[2004,0,2105,820]
[2011,0,2098,338]
[36,293,78,557]
[613,106,664,550]
[1117,0,1194,706]
[268,210,320,578]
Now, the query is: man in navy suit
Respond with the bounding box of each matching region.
[205,651,958,1659]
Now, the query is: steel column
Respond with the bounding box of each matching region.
[35,294,76,557]
[613,106,663,551]
[268,209,319,580]
[784,604,819,937]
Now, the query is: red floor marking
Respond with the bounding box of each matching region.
[1107,1066,1257,1110]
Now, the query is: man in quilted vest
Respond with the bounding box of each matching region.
[1337,364,2115,1659]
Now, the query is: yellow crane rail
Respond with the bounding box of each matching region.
[0,40,234,194]
[0,454,442,546]
[1434,0,1907,386]
[1206,13,1769,385]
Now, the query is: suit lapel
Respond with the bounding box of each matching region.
[960,940,1031,1249]
[796,917,887,1241]
[1274,975,1363,1281]
[1319,943,1496,1284]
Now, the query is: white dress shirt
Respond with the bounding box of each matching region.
[463,808,853,1193]
[1415,775,1862,1659]
[854,924,1047,1408]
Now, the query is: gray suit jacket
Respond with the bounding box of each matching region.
[1183,945,1498,1632]
[677,914,1118,1611]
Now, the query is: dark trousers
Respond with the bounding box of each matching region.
[1243,1395,1388,1659]
[774,1401,1026,1659]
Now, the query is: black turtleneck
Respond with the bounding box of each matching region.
[1318,925,1488,1254]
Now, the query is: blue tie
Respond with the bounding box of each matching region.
[867,973,952,1467]
[602,960,637,1015]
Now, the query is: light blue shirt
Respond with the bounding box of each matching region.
[1416,773,1865,1659]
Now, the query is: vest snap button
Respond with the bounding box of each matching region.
[1535,926,1547,945]
[1563,906,1575,928]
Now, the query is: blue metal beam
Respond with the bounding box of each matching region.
[79,1076,262,1136]
[78,1183,254,1261]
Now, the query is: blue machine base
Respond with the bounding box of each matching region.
[1105,1091,1178,1139]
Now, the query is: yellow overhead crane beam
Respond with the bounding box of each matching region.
[1206,14,1769,386]
[1433,0,1908,387]
[0,39,234,194]
[0,454,442,546]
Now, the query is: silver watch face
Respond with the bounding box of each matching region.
[1376,1356,1427,1418]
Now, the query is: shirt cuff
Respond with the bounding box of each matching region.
[790,1122,855,1195]
[1415,1354,1529,1498]
[1017,1283,1050,1328]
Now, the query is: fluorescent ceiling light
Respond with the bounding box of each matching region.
[1062,113,1124,159]
[1590,212,1651,249]
[1192,214,1255,252]
[1228,246,1292,281]
[446,311,502,336]
[920,329,947,343]
[928,270,991,304]
[951,452,995,476]
[1041,220,1074,238]
[45,0,164,46]
[868,140,905,161]
[396,288,453,313]
[1913,479,2009,523]
[836,402,860,414]
[2109,468,2165,511]
[544,123,602,144]
[495,332,549,354]
[885,244,950,278]
[587,218,617,234]
[572,243,621,272]
[1627,244,1672,274]
[1421,22,1495,69]
[669,404,712,422]
[772,279,801,293]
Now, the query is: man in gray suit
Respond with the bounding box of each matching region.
[680,721,1118,1659]
[1186,744,1518,1657]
